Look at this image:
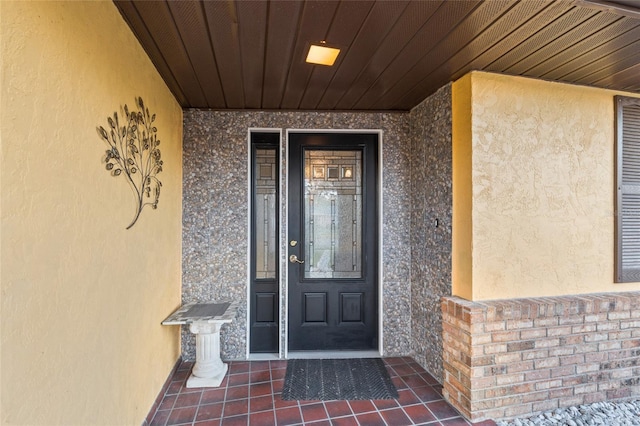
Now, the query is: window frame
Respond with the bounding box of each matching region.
[615,95,640,283]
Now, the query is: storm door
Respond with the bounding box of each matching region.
[288,132,378,351]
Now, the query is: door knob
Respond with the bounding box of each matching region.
[289,254,304,264]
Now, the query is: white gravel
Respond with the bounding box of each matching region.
[496,401,640,426]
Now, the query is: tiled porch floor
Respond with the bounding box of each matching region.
[148,357,496,426]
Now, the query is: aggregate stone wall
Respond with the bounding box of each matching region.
[182,110,414,360]
[442,293,640,422]
[409,84,453,383]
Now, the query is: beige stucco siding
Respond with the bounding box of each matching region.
[453,71,640,300]
[1,1,182,424]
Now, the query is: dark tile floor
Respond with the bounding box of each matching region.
[148,357,496,426]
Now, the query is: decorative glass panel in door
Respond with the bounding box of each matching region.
[304,150,362,279]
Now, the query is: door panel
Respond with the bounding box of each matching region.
[288,132,378,351]
[304,293,327,323]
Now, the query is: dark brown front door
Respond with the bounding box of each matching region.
[288,132,378,351]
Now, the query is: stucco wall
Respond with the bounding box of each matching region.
[452,72,640,300]
[182,111,413,360]
[409,84,453,382]
[1,2,183,425]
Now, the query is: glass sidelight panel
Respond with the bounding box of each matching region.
[304,150,362,279]
[255,148,277,279]
[250,132,279,353]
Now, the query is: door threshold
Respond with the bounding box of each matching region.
[287,350,381,359]
[247,353,281,361]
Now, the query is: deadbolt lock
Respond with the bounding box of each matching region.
[290,240,297,247]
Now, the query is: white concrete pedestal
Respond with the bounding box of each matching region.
[161,301,239,389]
[186,322,228,388]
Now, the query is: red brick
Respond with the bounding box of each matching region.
[522,391,548,403]
[442,292,640,423]
[549,347,575,357]
[485,321,507,332]
[520,328,548,339]
[559,316,584,325]
[608,349,633,361]
[534,338,560,349]
[484,387,513,399]
[448,372,470,396]
[484,343,508,354]
[584,333,609,343]
[621,320,640,329]
[535,379,562,390]
[534,317,559,327]
[471,376,497,389]
[492,331,520,342]
[534,357,559,369]
[507,341,535,352]
[522,349,549,360]
[525,370,550,381]
[562,376,588,386]
[494,353,522,364]
[559,354,585,366]
[504,403,533,418]
[474,408,506,422]
[495,395,525,408]
[574,384,598,394]
[474,333,492,345]
[560,335,584,345]
[549,387,574,398]
[596,378,616,390]
[471,355,495,367]
[546,326,572,337]
[584,313,607,323]
[508,361,535,373]
[496,373,525,386]
[506,320,534,330]
[575,344,600,354]
[583,392,607,404]
[608,311,631,320]
[597,322,621,331]
[622,339,640,348]
[611,368,634,379]
[559,396,584,407]
[599,341,622,351]
[576,363,600,374]
[551,365,576,378]
[484,365,507,376]
[532,399,559,412]
[470,399,500,411]
[607,388,632,399]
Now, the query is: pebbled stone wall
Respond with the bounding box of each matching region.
[182,111,414,360]
[409,84,453,382]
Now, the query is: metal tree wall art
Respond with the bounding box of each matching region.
[96,97,163,229]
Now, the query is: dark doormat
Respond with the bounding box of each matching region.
[281,358,398,401]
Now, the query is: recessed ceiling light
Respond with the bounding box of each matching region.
[306,43,340,66]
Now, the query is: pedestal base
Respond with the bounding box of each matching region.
[187,321,228,388]
[186,362,228,388]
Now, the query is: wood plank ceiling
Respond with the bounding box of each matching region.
[114,0,640,111]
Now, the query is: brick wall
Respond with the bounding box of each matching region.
[441,292,640,422]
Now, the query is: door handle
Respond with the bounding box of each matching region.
[289,254,305,264]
